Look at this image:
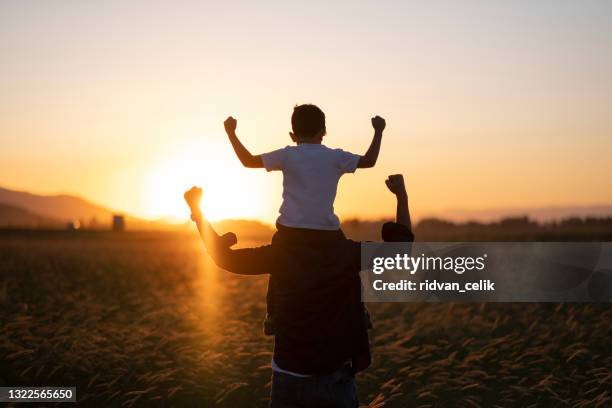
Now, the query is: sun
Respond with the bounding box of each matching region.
[142,140,271,222]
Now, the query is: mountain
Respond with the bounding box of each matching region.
[0,186,196,231]
[0,186,117,225]
[0,203,62,228]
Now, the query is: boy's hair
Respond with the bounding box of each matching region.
[291,104,326,138]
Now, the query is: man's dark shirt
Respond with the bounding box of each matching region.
[215,222,414,376]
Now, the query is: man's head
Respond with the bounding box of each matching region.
[290,104,326,143]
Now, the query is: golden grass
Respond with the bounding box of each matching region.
[0,232,610,407]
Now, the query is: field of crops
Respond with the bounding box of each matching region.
[1,231,610,407]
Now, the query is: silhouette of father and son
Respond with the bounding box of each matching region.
[184,104,413,408]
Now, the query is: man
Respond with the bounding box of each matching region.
[184,174,413,408]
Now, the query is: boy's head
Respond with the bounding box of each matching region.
[290,104,326,142]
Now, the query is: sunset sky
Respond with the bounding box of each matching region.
[1,1,611,222]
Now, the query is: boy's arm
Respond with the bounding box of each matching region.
[357,115,385,168]
[385,174,411,230]
[224,116,263,168]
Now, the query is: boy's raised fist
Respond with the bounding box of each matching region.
[371,115,386,132]
[224,116,237,134]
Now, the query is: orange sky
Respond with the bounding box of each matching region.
[1,1,611,222]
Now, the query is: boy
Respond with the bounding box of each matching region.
[224,104,386,333]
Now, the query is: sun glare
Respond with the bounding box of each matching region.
[142,140,270,222]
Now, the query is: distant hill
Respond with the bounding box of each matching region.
[0,186,166,229]
[0,186,269,232]
[0,186,117,224]
[0,203,62,228]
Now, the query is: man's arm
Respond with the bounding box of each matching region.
[385,174,411,230]
[357,116,385,168]
[184,186,271,275]
[184,187,234,266]
[224,116,264,168]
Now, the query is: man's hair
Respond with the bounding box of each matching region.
[291,104,326,139]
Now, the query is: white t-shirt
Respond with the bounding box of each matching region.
[262,144,360,230]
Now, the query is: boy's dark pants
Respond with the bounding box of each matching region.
[264,224,347,335]
[270,365,358,408]
[265,224,373,335]
[263,222,352,336]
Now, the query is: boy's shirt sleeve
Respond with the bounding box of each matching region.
[261,147,287,172]
[334,149,361,174]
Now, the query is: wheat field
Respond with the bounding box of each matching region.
[0,231,610,407]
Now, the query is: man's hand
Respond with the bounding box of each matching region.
[184,186,237,246]
[371,115,386,132]
[224,116,237,135]
[385,174,407,197]
[386,174,411,228]
[184,186,203,215]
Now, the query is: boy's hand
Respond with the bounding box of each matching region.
[224,116,237,135]
[372,115,386,132]
[184,186,203,214]
[385,174,407,197]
